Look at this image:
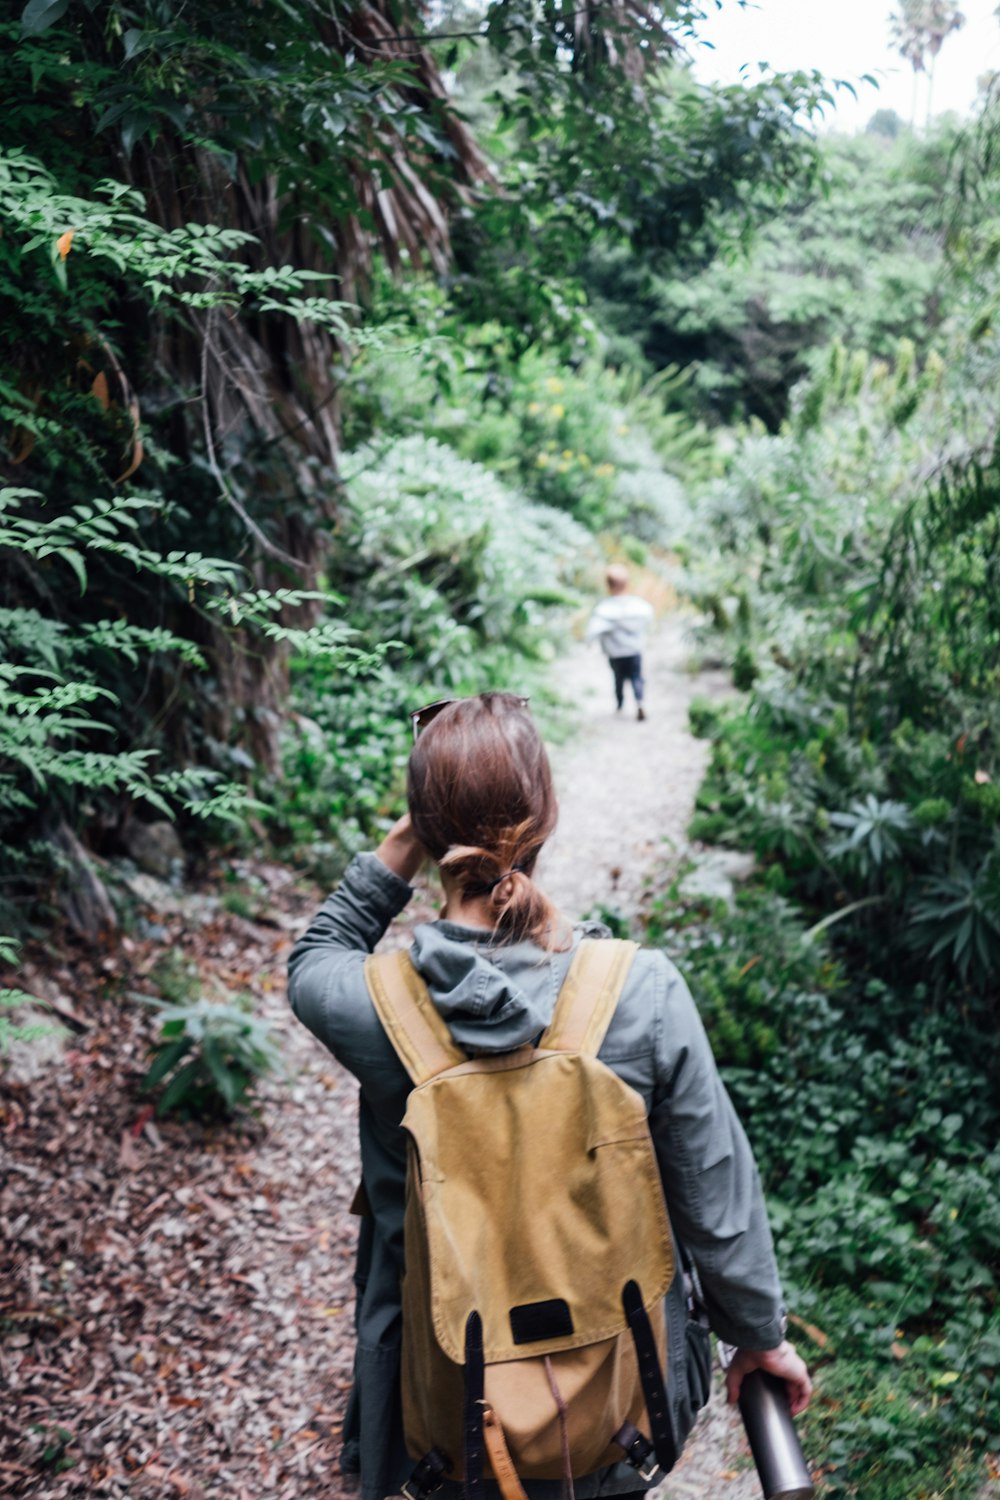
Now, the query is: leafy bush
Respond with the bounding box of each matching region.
[0,144,375,926]
[270,435,594,871]
[661,285,1000,1492]
[679,324,1000,1020]
[0,987,54,1055]
[142,995,283,1119]
[339,435,590,667]
[341,293,706,543]
[649,883,1000,1498]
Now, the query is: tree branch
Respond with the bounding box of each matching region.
[199,309,308,574]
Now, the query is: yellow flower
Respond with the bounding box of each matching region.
[562,449,574,459]
[535,453,549,467]
[550,403,565,418]
[527,401,542,415]
[577,453,591,467]
[557,462,570,474]
[545,377,565,395]
[595,462,615,478]
[617,423,630,436]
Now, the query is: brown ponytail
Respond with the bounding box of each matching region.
[407,694,568,948]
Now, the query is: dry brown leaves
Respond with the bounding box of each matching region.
[0,858,420,1498]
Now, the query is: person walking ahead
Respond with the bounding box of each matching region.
[287,693,810,1500]
[586,564,654,720]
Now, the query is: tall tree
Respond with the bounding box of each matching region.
[0,0,825,918]
[925,0,966,123]
[890,0,966,125]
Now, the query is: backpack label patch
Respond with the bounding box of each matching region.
[509,1298,574,1345]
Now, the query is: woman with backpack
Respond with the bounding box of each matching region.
[288,691,810,1500]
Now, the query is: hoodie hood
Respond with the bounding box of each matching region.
[408,920,553,1054]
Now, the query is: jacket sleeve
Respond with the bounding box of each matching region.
[286,851,413,1062]
[585,603,610,642]
[650,957,786,1351]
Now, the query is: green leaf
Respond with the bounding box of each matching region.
[202,1037,239,1107]
[56,548,87,594]
[142,1037,191,1090]
[156,1058,203,1117]
[20,0,70,35]
[122,28,149,61]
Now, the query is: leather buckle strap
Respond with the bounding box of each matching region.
[401,1447,452,1500]
[613,1420,661,1484]
[622,1279,677,1475]
[482,1405,530,1500]
[463,1310,485,1500]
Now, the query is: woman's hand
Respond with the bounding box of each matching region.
[724,1340,812,1416]
[375,813,427,885]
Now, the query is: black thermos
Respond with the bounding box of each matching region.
[738,1369,815,1500]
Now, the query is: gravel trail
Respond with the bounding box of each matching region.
[540,614,766,1500]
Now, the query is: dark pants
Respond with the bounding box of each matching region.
[610,654,644,708]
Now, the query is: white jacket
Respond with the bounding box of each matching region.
[586,593,654,658]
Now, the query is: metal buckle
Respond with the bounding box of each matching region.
[400,1447,451,1500]
[616,1423,661,1484]
[401,1478,443,1500]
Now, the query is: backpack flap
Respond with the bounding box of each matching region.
[404,1047,673,1366]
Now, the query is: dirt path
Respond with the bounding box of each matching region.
[539,612,729,924]
[540,617,765,1500]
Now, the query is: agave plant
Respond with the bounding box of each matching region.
[907,856,1000,986]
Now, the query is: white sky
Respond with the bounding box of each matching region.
[688,0,1000,132]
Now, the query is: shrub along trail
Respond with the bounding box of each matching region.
[2,611,762,1499]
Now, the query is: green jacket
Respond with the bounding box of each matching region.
[288,853,785,1500]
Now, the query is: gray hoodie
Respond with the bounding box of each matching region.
[287,853,785,1500]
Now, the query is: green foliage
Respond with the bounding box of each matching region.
[648,880,1000,1497]
[456,39,832,349]
[0,149,349,331]
[0,986,55,1055]
[0,481,372,914]
[28,1422,75,1474]
[646,881,843,1071]
[272,435,593,872]
[142,993,283,1119]
[341,292,705,540]
[583,126,959,426]
[0,0,476,917]
[276,672,412,884]
[679,315,1000,1016]
[663,177,1000,1487]
[3,0,462,238]
[340,435,591,665]
[687,695,726,740]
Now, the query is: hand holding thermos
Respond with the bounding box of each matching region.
[722,1340,815,1500]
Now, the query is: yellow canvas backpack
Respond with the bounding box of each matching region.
[363,937,677,1500]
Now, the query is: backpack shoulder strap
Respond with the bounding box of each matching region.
[539,937,639,1056]
[364,949,466,1086]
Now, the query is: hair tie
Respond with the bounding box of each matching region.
[486,863,526,892]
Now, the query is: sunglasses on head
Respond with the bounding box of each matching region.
[410,694,531,742]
